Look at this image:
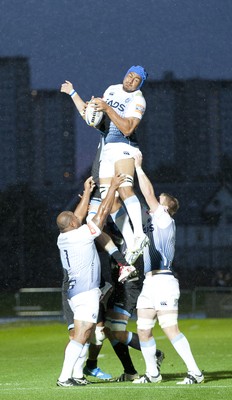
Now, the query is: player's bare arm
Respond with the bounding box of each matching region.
[134,152,159,212]
[93,97,140,136]
[74,176,95,223]
[92,173,126,230]
[60,80,86,116]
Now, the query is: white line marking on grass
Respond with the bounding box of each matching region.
[1,385,231,391]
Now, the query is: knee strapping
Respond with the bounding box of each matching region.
[100,184,119,199]
[158,313,178,328]
[137,317,156,330]
[111,319,128,332]
[119,174,133,187]
[91,325,106,345]
[100,184,110,199]
[104,318,112,330]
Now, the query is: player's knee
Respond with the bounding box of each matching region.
[158,313,178,329]
[104,317,112,331]
[91,325,106,346]
[68,326,75,340]
[114,330,127,342]
[137,317,155,330]
[111,318,128,332]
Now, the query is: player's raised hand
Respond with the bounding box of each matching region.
[60,80,73,94]
[111,173,126,189]
[84,176,96,193]
[133,150,143,168]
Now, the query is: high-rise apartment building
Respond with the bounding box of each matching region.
[31,90,76,190]
[0,57,32,190]
[219,81,232,159]
[140,74,232,180]
[0,56,76,191]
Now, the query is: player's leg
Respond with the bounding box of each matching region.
[158,310,203,384]
[110,272,165,366]
[133,307,162,384]
[103,286,139,382]
[105,321,139,382]
[115,158,145,237]
[157,275,203,384]
[57,289,100,386]
[83,306,112,380]
[99,146,149,265]
[57,318,95,386]
[109,198,135,249]
[115,158,149,264]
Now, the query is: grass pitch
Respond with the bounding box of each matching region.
[0,318,231,400]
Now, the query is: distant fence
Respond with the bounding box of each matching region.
[14,288,63,317]
[180,287,232,318]
[13,286,232,318]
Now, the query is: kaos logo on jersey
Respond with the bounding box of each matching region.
[123,151,130,156]
[87,221,97,235]
[107,99,125,112]
[143,218,154,233]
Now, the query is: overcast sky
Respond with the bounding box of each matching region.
[1,0,232,177]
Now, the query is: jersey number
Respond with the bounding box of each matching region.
[64,250,71,268]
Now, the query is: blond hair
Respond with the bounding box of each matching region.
[161,193,179,216]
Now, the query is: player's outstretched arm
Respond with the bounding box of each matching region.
[134,152,159,213]
[74,177,95,223]
[60,80,86,116]
[93,174,126,230]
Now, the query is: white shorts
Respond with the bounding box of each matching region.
[68,287,101,323]
[136,274,180,311]
[99,143,140,178]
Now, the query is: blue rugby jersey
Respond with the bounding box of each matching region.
[101,84,146,146]
[142,204,176,275]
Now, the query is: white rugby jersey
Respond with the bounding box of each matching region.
[57,221,101,298]
[142,204,176,274]
[102,84,146,146]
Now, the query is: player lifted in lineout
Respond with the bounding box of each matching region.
[61,65,150,281]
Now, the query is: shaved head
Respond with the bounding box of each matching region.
[56,211,74,232]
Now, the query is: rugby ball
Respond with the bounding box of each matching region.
[85,99,103,127]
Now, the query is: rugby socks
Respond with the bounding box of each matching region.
[127,332,163,359]
[123,195,144,238]
[171,333,202,375]
[58,340,83,382]
[140,338,159,377]
[85,358,97,370]
[110,249,130,266]
[72,343,89,378]
[126,332,141,350]
[111,341,137,375]
[85,342,102,369]
[110,206,134,249]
